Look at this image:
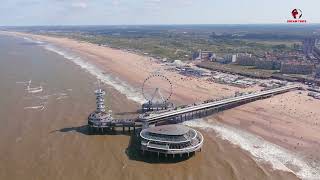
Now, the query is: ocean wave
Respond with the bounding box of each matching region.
[43,44,146,104]
[22,37,44,45]
[183,119,320,180]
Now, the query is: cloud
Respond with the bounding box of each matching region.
[16,1,41,7]
[111,0,120,6]
[71,2,88,9]
[147,0,161,2]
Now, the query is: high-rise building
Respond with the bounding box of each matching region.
[280,61,314,75]
[192,49,214,61]
[218,54,233,64]
[316,66,320,78]
[236,53,256,66]
[232,55,237,63]
[303,38,316,55]
[255,59,281,70]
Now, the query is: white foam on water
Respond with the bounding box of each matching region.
[22,37,44,45]
[33,95,52,100]
[56,95,68,100]
[16,81,30,85]
[27,86,43,94]
[24,105,45,111]
[183,119,320,180]
[43,44,146,104]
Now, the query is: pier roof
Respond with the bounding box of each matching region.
[147,125,190,136]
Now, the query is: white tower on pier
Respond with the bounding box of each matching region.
[95,89,106,112]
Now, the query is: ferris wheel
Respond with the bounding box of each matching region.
[142,74,173,104]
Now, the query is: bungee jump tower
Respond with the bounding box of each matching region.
[87,88,114,133]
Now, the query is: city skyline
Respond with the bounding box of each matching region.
[0,0,319,26]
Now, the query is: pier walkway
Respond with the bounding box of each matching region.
[142,85,300,124]
[89,85,300,132]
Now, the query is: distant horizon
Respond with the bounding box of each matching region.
[1,0,319,26]
[1,23,320,28]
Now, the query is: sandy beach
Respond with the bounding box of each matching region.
[1,31,320,179]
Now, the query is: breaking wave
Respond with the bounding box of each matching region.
[183,119,320,180]
[22,37,44,45]
[43,44,145,104]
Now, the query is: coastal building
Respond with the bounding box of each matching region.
[176,66,211,77]
[255,59,281,70]
[314,40,320,60]
[140,124,203,157]
[199,50,213,60]
[314,47,320,60]
[192,52,200,60]
[303,38,316,55]
[236,53,257,66]
[303,37,320,61]
[316,66,320,78]
[217,54,233,64]
[280,61,314,75]
[232,54,237,63]
[192,49,214,61]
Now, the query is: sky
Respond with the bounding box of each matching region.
[0,0,319,26]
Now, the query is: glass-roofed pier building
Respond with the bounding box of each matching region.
[140,124,204,157]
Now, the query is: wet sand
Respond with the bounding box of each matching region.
[0,33,301,179]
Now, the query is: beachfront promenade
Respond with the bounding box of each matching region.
[89,85,300,132]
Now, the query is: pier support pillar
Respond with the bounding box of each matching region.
[122,126,125,133]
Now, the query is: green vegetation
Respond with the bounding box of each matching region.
[42,31,298,62]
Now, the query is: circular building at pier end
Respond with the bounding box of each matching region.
[140,124,203,157]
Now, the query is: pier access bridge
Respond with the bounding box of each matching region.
[140,84,300,125]
[88,84,300,132]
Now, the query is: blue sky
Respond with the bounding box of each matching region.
[0,0,319,26]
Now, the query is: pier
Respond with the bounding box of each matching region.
[88,85,300,133]
[141,84,299,125]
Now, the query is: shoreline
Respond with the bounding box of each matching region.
[2,31,320,179]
